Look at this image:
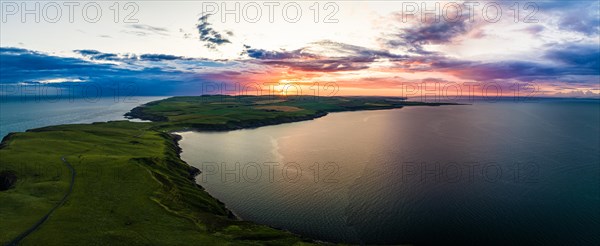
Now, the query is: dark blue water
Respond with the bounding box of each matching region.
[179,100,600,245]
[0,96,165,138]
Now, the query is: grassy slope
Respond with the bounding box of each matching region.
[1,95,452,245]
[125,95,452,132]
[0,122,312,245]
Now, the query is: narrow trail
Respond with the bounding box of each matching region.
[6,156,76,246]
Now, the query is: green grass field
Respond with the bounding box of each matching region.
[126,95,452,132]
[0,95,453,245]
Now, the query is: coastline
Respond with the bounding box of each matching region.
[163,109,372,223]
[0,121,317,244]
[167,132,239,220]
[0,95,459,244]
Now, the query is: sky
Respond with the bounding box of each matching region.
[1,0,599,99]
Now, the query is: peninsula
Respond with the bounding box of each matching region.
[0,95,455,245]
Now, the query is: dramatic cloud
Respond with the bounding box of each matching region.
[74,49,121,61]
[139,54,188,61]
[538,1,600,36]
[1,48,110,82]
[543,44,600,72]
[0,47,225,96]
[237,37,599,91]
[395,20,471,54]
[74,50,194,62]
[383,8,479,54]
[196,14,232,49]
[242,45,316,60]
[395,42,600,82]
[243,41,407,72]
[2,1,598,98]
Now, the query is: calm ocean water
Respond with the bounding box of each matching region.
[179,100,600,245]
[0,96,165,138]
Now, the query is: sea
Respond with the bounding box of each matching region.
[0,96,165,138]
[177,99,600,245]
[1,97,598,244]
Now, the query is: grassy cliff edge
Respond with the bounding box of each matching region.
[0,96,457,245]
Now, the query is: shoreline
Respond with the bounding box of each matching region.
[123,95,460,133]
[1,96,460,244]
[164,109,373,226]
[172,130,338,243]
[161,106,438,244]
[167,132,240,220]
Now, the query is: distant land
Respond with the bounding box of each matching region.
[0,95,456,245]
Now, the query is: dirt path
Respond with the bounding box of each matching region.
[6,156,76,246]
